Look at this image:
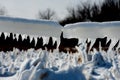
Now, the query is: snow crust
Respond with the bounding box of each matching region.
[63,21,120,39]
[0,16,63,38]
[0,16,120,39]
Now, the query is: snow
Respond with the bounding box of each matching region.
[0,16,63,38]
[0,17,120,80]
[0,16,120,39]
[63,21,120,39]
[0,39,119,80]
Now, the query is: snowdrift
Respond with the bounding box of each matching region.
[0,16,63,38]
[63,21,120,39]
[0,16,120,39]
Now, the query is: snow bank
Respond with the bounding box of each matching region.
[0,17,120,80]
[63,21,120,39]
[0,16,63,38]
[0,16,120,39]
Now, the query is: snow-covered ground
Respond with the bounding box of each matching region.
[0,17,120,80]
[0,40,120,80]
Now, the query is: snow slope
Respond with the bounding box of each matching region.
[0,16,63,38]
[63,21,120,39]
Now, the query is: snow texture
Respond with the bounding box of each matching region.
[0,16,120,80]
[0,39,119,80]
[63,21,120,39]
[0,16,63,38]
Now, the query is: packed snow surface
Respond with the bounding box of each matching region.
[63,21,120,39]
[0,16,120,39]
[0,16,63,38]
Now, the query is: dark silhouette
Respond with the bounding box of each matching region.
[35,37,44,50]
[0,32,118,54]
[0,32,57,52]
[0,32,5,51]
[30,38,35,49]
[53,41,57,50]
[59,32,79,53]
[90,37,111,52]
[26,36,31,49]
[22,38,28,50]
[17,34,23,51]
[13,34,17,49]
[44,37,57,52]
[44,37,53,52]
[8,33,14,51]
